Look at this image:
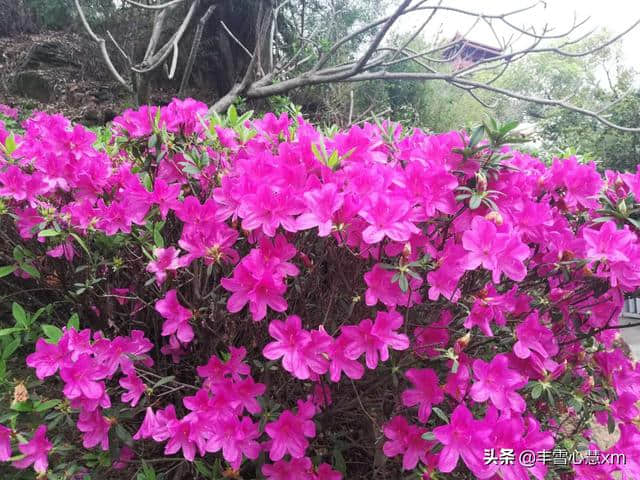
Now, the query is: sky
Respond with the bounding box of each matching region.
[403,0,640,70]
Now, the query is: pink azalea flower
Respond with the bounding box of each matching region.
[160,97,208,136]
[296,182,343,236]
[444,359,471,402]
[133,407,158,441]
[228,376,265,414]
[161,334,187,363]
[382,416,431,470]
[315,463,343,480]
[341,310,409,369]
[364,263,422,308]
[26,338,69,379]
[0,424,11,461]
[265,400,316,461]
[470,354,527,413]
[549,156,603,210]
[359,192,420,244]
[238,183,303,236]
[155,289,194,343]
[426,241,467,302]
[165,419,198,461]
[462,216,530,283]
[583,220,634,263]
[254,112,290,138]
[263,316,331,380]
[328,334,365,382]
[0,165,28,201]
[113,446,135,470]
[95,198,147,235]
[112,105,157,137]
[46,240,76,262]
[147,247,183,285]
[150,178,181,219]
[12,425,52,474]
[414,311,451,357]
[0,103,18,119]
[262,457,314,480]
[60,354,106,400]
[205,416,261,469]
[611,392,639,422]
[110,287,130,306]
[513,312,558,360]
[463,285,520,337]
[433,404,494,478]
[77,408,110,450]
[401,368,444,422]
[197,347,251,386]
[221,249,289,321]
[120,372,146,407]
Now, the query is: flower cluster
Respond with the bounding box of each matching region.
[1,99,640,479]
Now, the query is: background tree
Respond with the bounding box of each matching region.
[72,0,640,133]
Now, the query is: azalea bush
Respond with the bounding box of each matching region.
[1,100,640,480]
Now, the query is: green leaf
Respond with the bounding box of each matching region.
[10,401,33,412]
[469,194,482,210]
[468,125,485,149]
[153,226,164,248]
[70,232,92,260]
[115,424,133,446]
[432,407,449,423]
[627,217,640,230]
[451,358,459,373]
[531,383,543,399]
[38,229,60,237]
[0,327,20,337]
[227,104,238,125]
[311,143,324,163]
[333,448,347,474]
[148,133,158,150]
[152,376,175,389]
[0,265,16,278]
[42,324,63,343]
[67,313,80,331]
[20,263,40,279]
[398,274,409,292]
[193,460,213,477]
[12,302,27,328]
[141,461,156,480]
[4,133,17,154]
[34,399,60,412]
[607,412,616,434]
[499,120,519,135]
[421,431,436,441]
[2,337,20,360]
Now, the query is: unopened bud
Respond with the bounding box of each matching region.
[476,172,488,192]
[299,252,313,269]
[456,332,471,350]
[485,211,503,225]
[618,200,628,216]
[560,250,575,262]
[402,242,412,259]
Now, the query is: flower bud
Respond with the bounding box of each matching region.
[485,211,503,225]
[402,242,412,259]
[455,332,471,351]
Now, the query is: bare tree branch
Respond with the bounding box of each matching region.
[80,0,640,132]
[131,0,199,73]
[74,0,132,91]
[179,4,216,96]
[122,0,186,10]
